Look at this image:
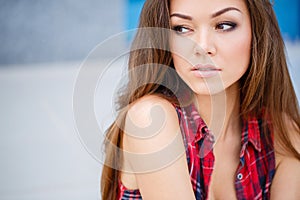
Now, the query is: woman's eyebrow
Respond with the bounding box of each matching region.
[170,7,241,20]
[211,7,241,18]
[170,13,193,20]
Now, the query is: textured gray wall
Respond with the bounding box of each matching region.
[0,0,125,65]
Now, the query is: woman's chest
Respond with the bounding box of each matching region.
[207,141,240,200]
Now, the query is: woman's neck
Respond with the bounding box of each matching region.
[194,83,241,141]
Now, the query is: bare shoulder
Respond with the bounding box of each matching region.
[123,94,180,153]
[270,156,300,199]
[271,117,300,199]
[126,95,177,129]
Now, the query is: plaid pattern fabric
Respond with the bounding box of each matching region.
[118,103,275,200]
[118,181,142,200]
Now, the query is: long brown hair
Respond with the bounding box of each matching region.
[241,0,300,159]
[101,0,300,199]
[101,1,180,199]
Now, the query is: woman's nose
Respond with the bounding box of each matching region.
[193,30,216,56]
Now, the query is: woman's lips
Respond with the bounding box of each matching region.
[191,64,221,78]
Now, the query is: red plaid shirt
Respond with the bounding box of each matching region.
[118,103,275,200]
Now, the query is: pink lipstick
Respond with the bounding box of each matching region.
[191,64,221,78]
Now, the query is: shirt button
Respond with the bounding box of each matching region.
[237,173,243,180]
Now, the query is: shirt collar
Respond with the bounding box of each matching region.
[182,103,262,154]
[187,103,210,143]
[240,117,262,157]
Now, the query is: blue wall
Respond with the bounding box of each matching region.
[126,0,300,41]
[273,0,300,40]
[125,0,145,30]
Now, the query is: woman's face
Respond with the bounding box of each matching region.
[170,0,252,95]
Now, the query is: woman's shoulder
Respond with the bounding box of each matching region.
[127,94,176,117]
[125,94,178,129]
[271,117,300,198]
[271,151,300,198]
[123,94,181,153]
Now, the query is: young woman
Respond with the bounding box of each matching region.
[101,0,300,199]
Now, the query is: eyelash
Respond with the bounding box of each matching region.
[171,21,237,34]
[215,21,237,32]
[171,25,192,34]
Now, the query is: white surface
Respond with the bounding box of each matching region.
[0,61,105,200]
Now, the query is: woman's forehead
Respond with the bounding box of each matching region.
[169,0,248,14]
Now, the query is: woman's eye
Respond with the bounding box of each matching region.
[215,22,237,31]
[172,26,191,34]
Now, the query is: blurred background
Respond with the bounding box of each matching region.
[0,0,299,199]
